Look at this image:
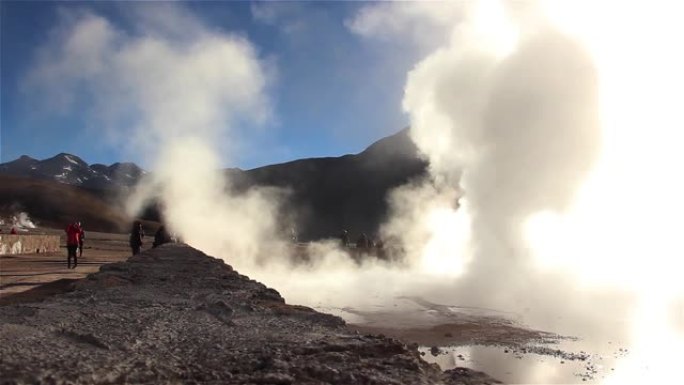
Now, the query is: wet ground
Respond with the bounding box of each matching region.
[0,243,499,385]
[338,297,634,384]
[1,229,640,384]
[419,338,630,383]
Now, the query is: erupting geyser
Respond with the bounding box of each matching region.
[381,0,684,383]
[24,1,684,382]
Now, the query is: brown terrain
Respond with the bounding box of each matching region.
[0,230,502,385]
[0,174,130,233]
[0,129,428,241]
[0,229,134,303]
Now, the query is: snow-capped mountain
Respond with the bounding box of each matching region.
[0,153,145,190]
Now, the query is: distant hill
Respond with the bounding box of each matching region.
[0,174,130,232]
[229,128,428,240]
[0,153,145,191]
[0,128,428,239]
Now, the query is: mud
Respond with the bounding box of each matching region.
[343,297,632,384]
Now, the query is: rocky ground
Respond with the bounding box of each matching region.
[0,243,500,385]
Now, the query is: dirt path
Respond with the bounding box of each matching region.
[0,229,147,301]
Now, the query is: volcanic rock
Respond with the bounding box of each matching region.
[0,244,498,384]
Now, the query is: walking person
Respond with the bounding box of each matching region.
[129,221,144,255]
[356,233,370,249]
[65,222,80,269]
[152,225,172,248]
[340,230,349,248]
[77,222,85,257]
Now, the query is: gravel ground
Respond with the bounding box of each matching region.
[0,243,499,385]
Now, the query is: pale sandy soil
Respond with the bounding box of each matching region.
[0,228,150,301]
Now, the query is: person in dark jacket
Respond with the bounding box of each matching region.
[356,233,370,249]
[77,222,85,257]
[129,221,144,255]
[152,225,173,248]
[340,230,349,248]
[65,222,81,268]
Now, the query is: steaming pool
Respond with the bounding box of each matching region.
[419,340,630,384]
[321,297,646,384]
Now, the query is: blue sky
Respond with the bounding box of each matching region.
[1,1,426,169]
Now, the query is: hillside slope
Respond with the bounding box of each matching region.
[232,128,428,240]
[1,129,428,239]
[0,174,129,232]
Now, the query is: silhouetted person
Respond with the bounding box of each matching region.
[77,222,85,257]
[340,230,349,248]
[290,227,298,243]
[356,233,369,249]
[10,227,17,235]
[375,238,386,259]
[153,225,172,248]
[130,221,144,255]
[65,222,81,268]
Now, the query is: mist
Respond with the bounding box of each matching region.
[14,212,37,229]
[24,5,293,272]
[24,2,684,382]
[360,1,684,383]
[25,5,481,315]
[22,5,477,314]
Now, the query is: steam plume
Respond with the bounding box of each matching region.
[354,0,684,382]
[25,5,283,269]
[376,1,601,312]
[13,212,37,229]
[25,7,684,383]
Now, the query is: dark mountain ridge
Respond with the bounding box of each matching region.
[231,128,428,240]
[1,128,428,238]
[0,174,130,232]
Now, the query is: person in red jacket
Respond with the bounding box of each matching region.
[65,222,81,269]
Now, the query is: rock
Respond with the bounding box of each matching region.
[445,368,503,384]
[0,244,499,384]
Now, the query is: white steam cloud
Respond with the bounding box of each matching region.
[354,0,607,328]
[345,1,461,51]
[25,3,684,382]
[25,5,283,269]
[24,4,478,315]
[26,6,270,153]
[12,212,37,229]
[352,0,684,383]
